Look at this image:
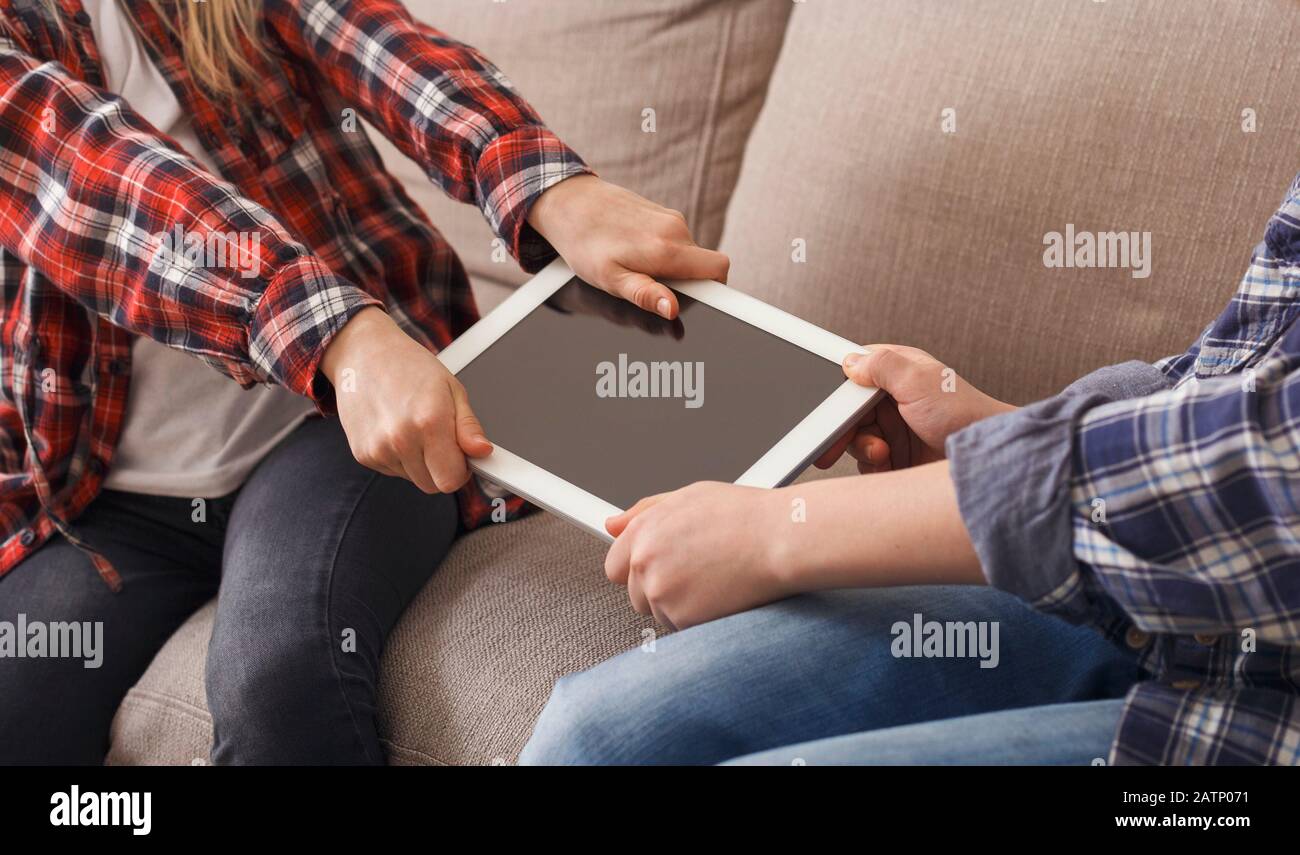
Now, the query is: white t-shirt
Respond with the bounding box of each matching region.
[87,0,315,497]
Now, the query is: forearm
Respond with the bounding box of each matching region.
[265,0,538,169]
[0,32,377,402]
[264,0,589,267]
[770,461,985,592]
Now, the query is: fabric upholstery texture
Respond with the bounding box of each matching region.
[108,0,1300,763]
[719,0,1300,403]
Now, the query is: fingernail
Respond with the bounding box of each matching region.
[473,434,491,446]
[656,297,672,319]
[844,348,871,369]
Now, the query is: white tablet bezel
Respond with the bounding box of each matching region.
[437,258,881,541]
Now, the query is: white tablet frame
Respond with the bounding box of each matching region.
[437,258,881,542]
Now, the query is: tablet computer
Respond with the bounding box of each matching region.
[437,259,881,540]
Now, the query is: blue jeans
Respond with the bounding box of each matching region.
[520,587,1142,765]
[726,698,1126,765]
[0,416,459,765]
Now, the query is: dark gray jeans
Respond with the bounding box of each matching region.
[0,416,459,765]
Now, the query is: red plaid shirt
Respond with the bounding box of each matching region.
[0,0,590,589]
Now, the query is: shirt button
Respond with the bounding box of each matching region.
[88,458,105,476]
[18,529,35,546]
[1193,633,1219,646]
[1124,626,1152,650]
[1170,679,1202,691]
[73,10,90,25]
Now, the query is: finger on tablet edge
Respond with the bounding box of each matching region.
[814,428,854,468]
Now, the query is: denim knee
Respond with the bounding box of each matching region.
[205,628,378,765]
[519,669,654,765]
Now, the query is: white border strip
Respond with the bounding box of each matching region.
[737,381,882,487]
[437,259,574,373]
[469,447,623,543]
[668,277,862,363]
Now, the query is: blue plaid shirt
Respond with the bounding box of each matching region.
[949,172,1300,765]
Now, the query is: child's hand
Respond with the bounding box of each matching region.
[527,175,729,319]
[603,482,793,629]
[816,344,1015,474]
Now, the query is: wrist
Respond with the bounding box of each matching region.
[970,394,1018,428]
[526,174,599,243]
[319,305,394,384]
[946,392,1017,439]
[762,486,819,595]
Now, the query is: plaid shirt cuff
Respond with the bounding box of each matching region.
[1058,360,1172,401]
[473,125,592,273]
[247,256,383,414]
[946,360,1172,615]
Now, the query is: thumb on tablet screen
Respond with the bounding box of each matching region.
[451,382,493,458]
[612,271,678,321]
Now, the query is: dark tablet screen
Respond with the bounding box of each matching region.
[455,277,845,509]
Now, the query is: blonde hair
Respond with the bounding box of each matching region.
[44,0,268,103]
[148,0,268,103]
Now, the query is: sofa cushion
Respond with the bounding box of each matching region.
[108,510,655,765]
[718,0,1300,403]
[369,0,793,292]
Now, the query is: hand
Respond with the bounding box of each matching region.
[544,277,684,340]
[320,307,491,492]
[604,482,793,630]
[815,344,1014,474]
[527,175,730,320]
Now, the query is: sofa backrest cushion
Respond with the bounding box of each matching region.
[373,0,793,299]
[719,0,1300,403]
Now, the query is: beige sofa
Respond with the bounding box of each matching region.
[107,0,1300,764]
